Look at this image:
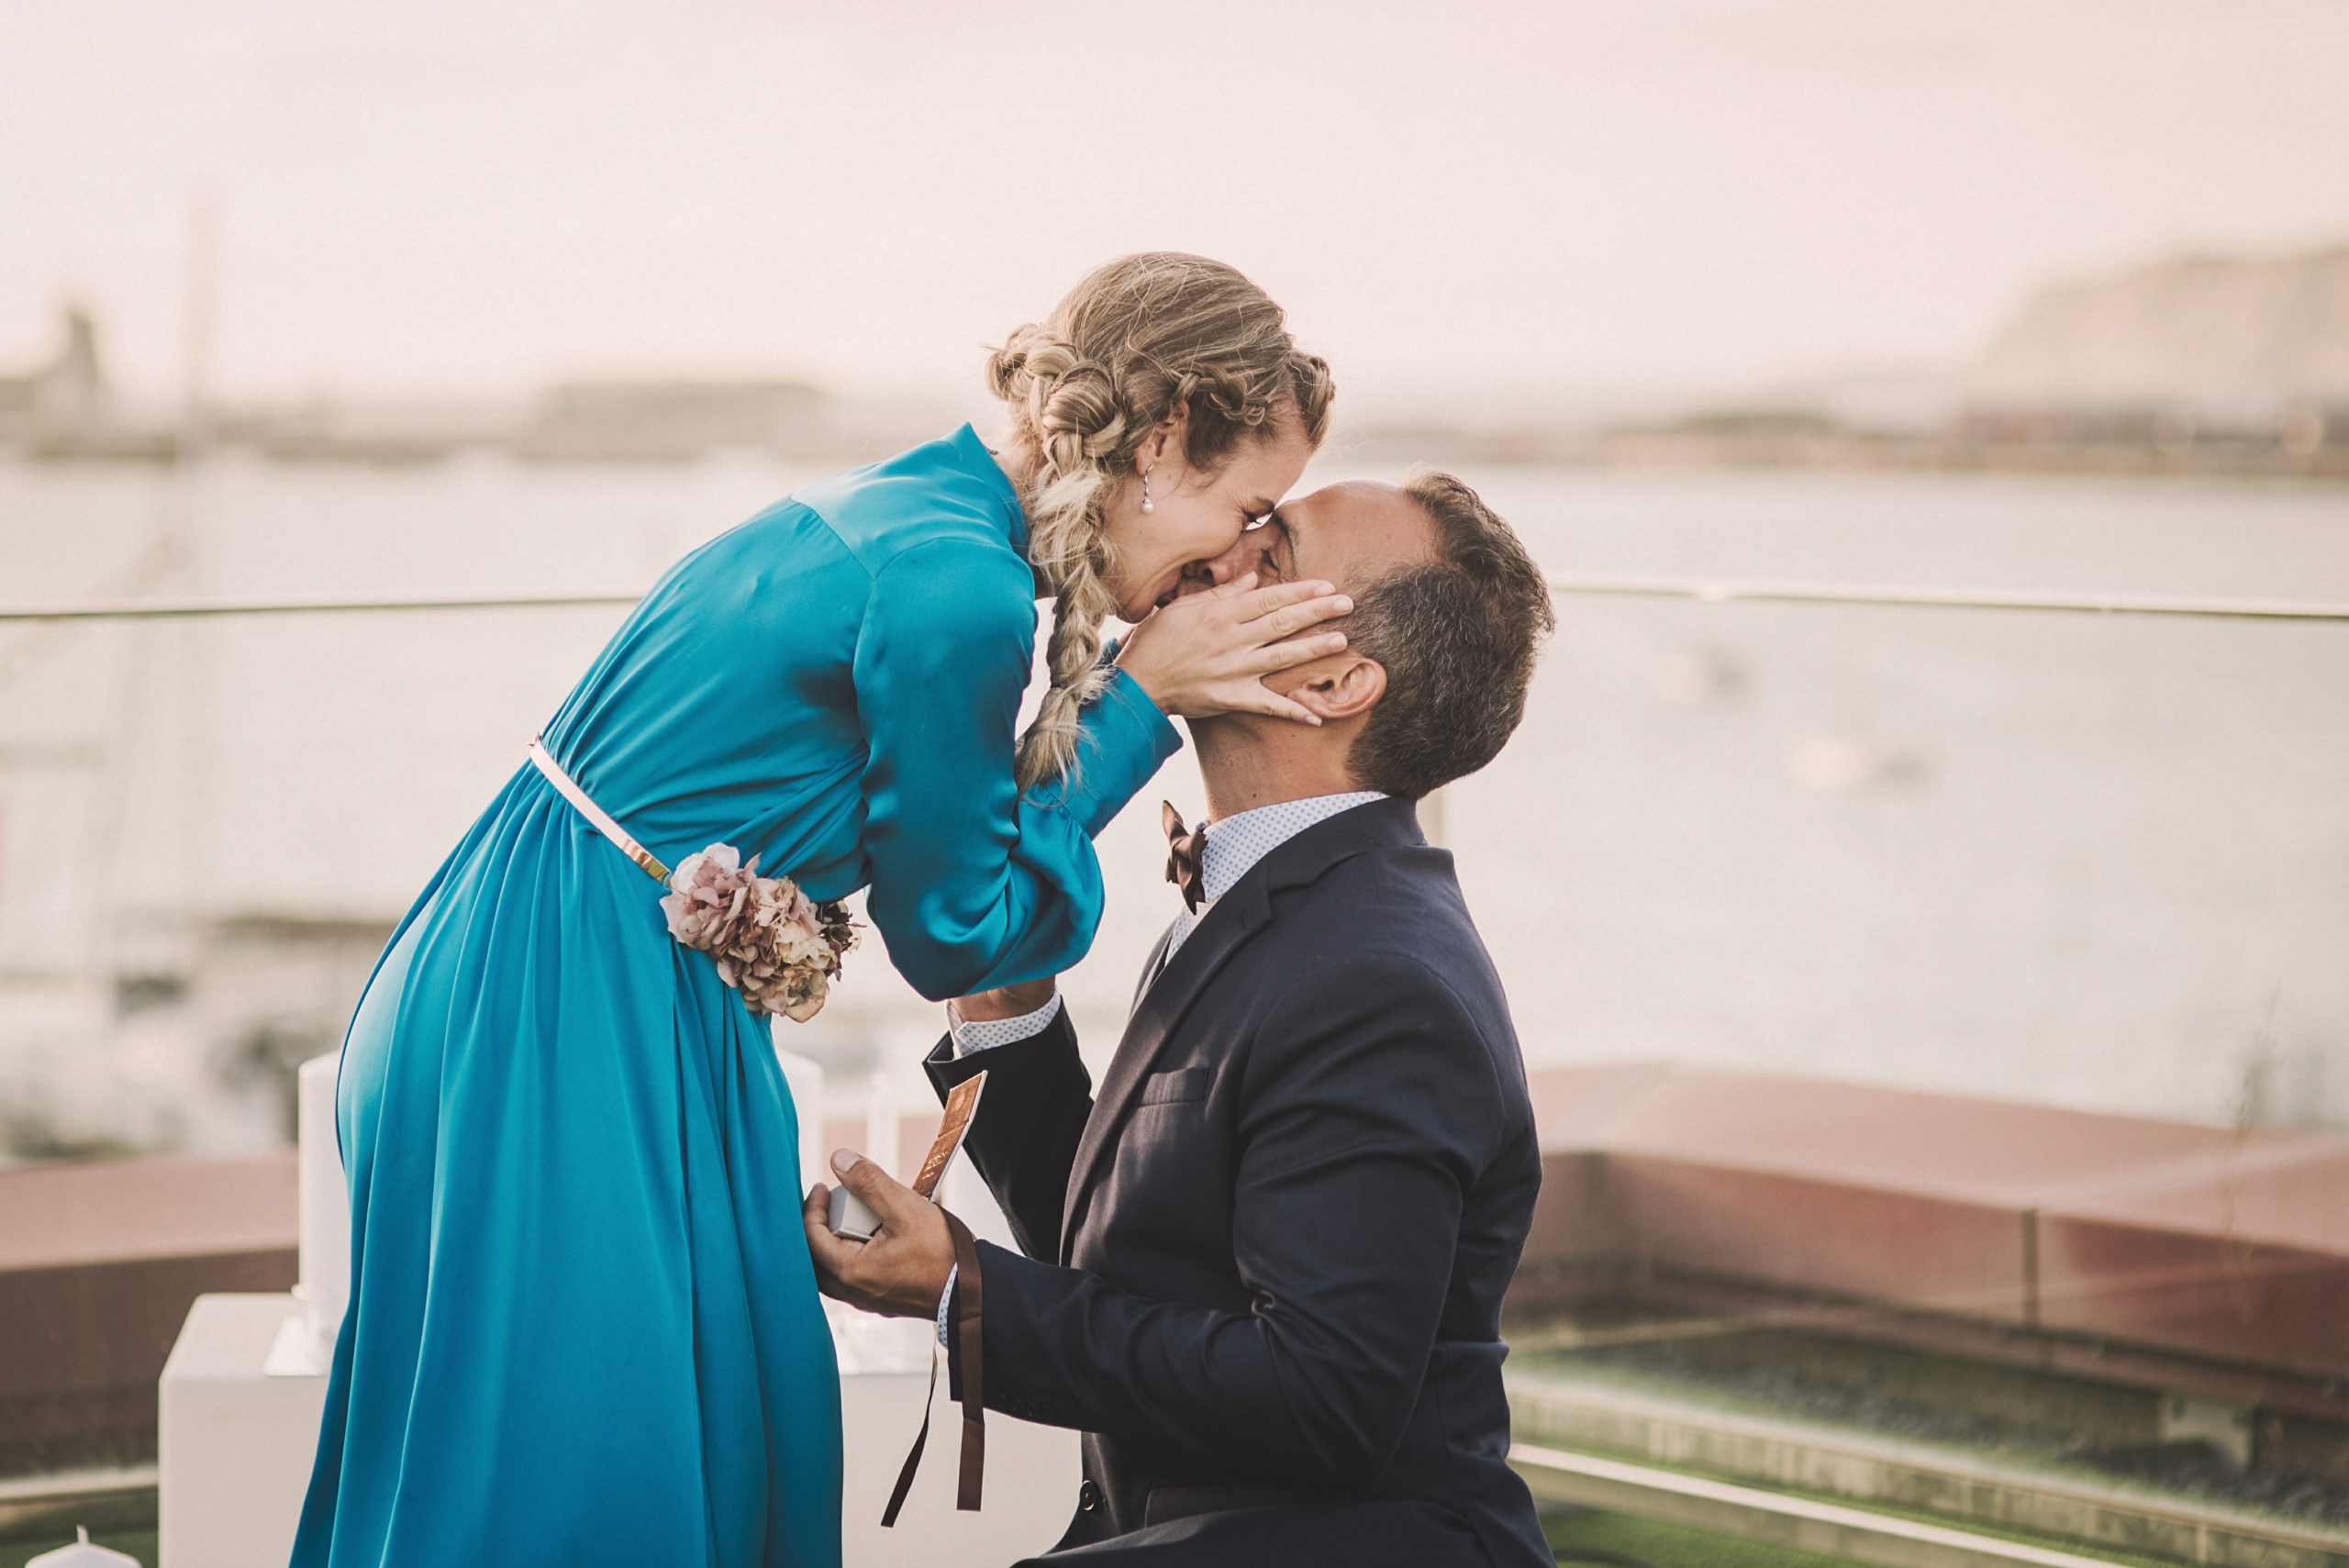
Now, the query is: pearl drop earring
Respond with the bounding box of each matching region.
[1140,467,1155,515]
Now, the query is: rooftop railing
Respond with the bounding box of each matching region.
[6,578,2348,623]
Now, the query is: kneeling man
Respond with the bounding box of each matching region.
[807,472,1557,1566]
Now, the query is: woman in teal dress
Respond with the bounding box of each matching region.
[289,254,1341,1568]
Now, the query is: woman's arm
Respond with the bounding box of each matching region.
[851,539,1181,1001]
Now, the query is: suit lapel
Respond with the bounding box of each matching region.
[1059,880,1272,1261]
[1130,922,1175,1018]
[1054,797,1428,1262]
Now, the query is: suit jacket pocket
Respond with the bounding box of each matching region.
[1137,1067,1210,1106]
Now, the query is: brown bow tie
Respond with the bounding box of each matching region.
[1163,801,1207,914]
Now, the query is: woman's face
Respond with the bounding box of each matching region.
[1097,408,1316,621]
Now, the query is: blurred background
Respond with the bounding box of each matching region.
[6,4,2349,1564]
[3,0,2342,1160]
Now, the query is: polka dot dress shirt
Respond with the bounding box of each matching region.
[1158,791,1388,965]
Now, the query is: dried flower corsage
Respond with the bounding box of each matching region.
[660,844,858,1022]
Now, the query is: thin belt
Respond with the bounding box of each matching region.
[525,737,669,884]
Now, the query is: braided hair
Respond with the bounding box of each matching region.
[988,253,1336,789]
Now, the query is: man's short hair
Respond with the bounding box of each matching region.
[1343,471,1555,800]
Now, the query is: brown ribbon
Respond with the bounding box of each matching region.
[951,1210,985,1511]
[880,1208,986,1526]
[1163,801,1206,914]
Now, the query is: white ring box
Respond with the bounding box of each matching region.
[828,1184,883,1241]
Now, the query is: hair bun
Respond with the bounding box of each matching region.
[1039,363,1121,439]
[985,326,1080,401]
[1020,337,1079,386]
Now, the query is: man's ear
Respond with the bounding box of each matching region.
[1287,653,1386,722]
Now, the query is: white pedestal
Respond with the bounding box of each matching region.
[159,1291,1075,1568]
[157,1294,328,1568]
[156,1040,1072,1565]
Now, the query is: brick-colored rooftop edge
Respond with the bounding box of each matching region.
[0,1152,296,1272]
[1523,1065,2349,1382]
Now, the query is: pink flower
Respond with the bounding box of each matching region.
[661,843,857,1022]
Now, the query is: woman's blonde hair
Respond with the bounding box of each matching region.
[988,253,1334,789]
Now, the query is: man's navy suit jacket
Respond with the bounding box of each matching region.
[924,796,1550,1566]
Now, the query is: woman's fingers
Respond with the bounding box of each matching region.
[1114,568,1358,721]
[1247,631,1350,674]
[1230,578,1340,623]
[1213,683,1322,725]
[1252,593,1353,641]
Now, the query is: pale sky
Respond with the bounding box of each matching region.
[3,0,2345,407]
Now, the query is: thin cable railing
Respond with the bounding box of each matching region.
[1533,574,2349,622]
[0,590,645,623]
[5,578,2347,624]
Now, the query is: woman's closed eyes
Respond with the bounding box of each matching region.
[1243,510,1294,584]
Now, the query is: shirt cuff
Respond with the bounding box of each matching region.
[936,1262,958,1347]
[949,990,1063,1056]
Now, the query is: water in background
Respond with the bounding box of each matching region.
[1,448,2343,1158]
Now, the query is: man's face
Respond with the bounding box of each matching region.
[1181,480,1434,605]
[1179,480,1436,712]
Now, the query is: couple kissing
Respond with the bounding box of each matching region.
[296,252,1553,1568]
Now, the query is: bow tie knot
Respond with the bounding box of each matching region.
[1163,802,1207,914]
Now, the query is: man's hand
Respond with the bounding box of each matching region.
[801,1149,956,1318]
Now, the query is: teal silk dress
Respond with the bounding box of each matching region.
[290,426,1180,1568]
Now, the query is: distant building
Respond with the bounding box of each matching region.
[0,306,108,446]
[1965,245,2349,447]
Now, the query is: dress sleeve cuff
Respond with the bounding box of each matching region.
[1041,667,1183,838]
[947,991,1063,1055]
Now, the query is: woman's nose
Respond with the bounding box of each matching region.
[1174,558,1227,596]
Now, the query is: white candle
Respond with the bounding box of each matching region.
[296,1050,350,1353]
[773,1041,828,1198]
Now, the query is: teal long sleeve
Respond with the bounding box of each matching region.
[853,537,1182,1000]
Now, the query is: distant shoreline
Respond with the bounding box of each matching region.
[6,427,2346,483]
[1339,425,2349,484]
